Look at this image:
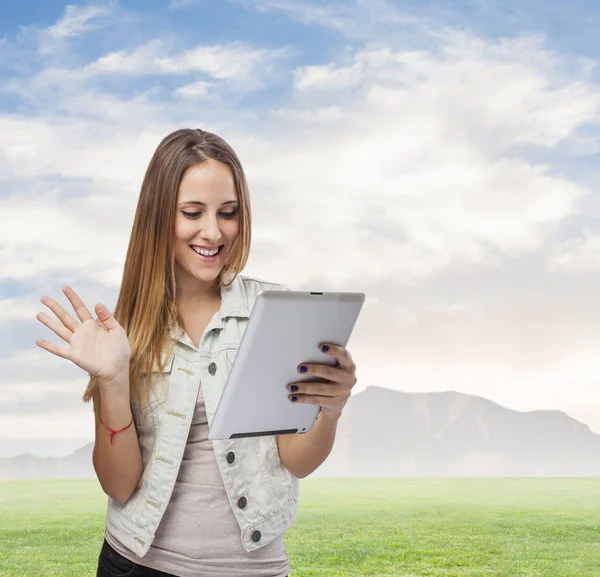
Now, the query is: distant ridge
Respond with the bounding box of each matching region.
[1,386,599,478]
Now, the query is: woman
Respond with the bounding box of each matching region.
[35,128,358,577]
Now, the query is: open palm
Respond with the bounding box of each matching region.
[36,286,131,383]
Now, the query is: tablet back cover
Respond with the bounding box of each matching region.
[208,290,364,440]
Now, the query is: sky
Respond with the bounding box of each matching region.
[1,0,600,457]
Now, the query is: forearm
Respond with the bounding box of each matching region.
[93,373,143,503]
[278,411,341,478]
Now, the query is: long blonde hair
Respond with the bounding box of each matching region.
[82,128,252,412]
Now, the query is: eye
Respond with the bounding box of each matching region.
[181,210,238,219]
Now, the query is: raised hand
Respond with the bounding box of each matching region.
[35,286,131,386]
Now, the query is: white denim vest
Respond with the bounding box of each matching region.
[105,274,299,558]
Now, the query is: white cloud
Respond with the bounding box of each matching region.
[0,195,133,285]
[229,0,423,39]
[1,349,56,368]
[47,3,115,39]
[174,80,213,99]
[35,2,117,56]
[242,36,598,284]
[294,62,361,91]
[3,32,598,288]
[0,346,91,385]
[0,297,44,323]
[0,112,171,184]
[31,39,290,92]
[548,230,600,273]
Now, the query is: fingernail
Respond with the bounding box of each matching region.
[321,345,329,352]
[291,396,297,402]
[290,385,298,392]
[298,365,307,373]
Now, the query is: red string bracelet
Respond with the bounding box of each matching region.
[99,415,134,445]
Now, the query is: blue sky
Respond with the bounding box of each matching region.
[2,0,600,457]
[4,1,600,61]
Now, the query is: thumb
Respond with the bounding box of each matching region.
[95,302,120,331]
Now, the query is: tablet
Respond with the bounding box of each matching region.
[207,290,365,440]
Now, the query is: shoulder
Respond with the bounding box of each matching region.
[236,274,291,314]
[238,274,290,296]
[217,274,289,320]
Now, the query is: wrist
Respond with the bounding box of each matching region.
[98,375,131,410]
[98,381,133,433]
[97,367,130,391]
[318,409,342,424]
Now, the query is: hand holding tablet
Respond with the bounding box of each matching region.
[286,341,358,421]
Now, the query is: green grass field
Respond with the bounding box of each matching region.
[1,477,599,576]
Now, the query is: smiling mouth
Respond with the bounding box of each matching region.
[190,244,224,259]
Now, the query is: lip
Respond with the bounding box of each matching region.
[190,244,223,251]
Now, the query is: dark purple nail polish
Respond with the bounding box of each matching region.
[291,396,297,402]
[299,365,307,373]
[291,385,298,392]
[321,344,329,352]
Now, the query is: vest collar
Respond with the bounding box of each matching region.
[169,273,250,347]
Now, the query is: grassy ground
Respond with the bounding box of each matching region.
[1,477,599,576]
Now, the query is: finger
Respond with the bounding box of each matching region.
[288,381,340,397]
[95,302,119,331]
[319,343,354,370]
[297,362,343,383]
[40,294,80,332]
[62,286,95,324]
[289,393,340,407]
[36,312,73,344]
[35,338,70,361]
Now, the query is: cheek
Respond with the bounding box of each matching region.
[173,218,184,239]
[225,219,240,239]
[174,217,193,241]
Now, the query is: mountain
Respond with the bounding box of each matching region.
[315,387,600,476]
[1,386,599,479]
[0,442,95,480]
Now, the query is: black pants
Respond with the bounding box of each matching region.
[96,537,289,576]
[97,538,174,576]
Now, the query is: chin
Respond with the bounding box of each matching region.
[194,268,223,281]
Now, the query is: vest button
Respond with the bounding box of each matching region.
[208,362,217,376]
[237,496,247,509]
[251,530,261,542]
[226,451,235,464]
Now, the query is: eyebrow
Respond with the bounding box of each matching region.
[178,200,239,206]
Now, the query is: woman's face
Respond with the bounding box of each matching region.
[174,159,240,292]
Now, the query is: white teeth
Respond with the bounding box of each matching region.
[191,246,219,256]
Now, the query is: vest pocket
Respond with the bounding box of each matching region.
[132,352,175,418]
[260,435,295,502]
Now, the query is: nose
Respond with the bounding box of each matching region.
[199,214,223,244]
